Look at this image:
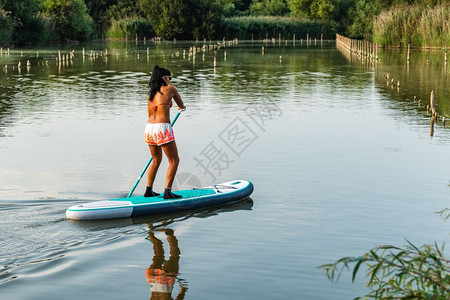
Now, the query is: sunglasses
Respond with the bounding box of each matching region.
[163,76,172,80]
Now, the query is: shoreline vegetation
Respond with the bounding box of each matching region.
[373,2,449,49]
[0,1,448,49]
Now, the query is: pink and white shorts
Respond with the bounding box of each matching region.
[144,123,175,146]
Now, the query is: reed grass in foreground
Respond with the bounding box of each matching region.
[320,209,450,299]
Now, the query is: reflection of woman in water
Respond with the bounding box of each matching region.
[146,227,187,300]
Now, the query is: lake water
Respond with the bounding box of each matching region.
[0,40,449,299]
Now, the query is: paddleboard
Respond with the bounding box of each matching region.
[66,180,253,220]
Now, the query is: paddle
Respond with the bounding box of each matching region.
[127,109,184,197]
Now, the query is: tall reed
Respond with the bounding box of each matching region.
[106,17,155,40]
[373,2,450,48]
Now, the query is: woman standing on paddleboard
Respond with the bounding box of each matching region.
[144,65,185,199]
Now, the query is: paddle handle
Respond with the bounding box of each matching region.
[127,109,184,197]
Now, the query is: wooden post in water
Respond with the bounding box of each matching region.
[375,43,378,60]
[407,44,410,61]
[430,90,436,116]
[430,117,435,136]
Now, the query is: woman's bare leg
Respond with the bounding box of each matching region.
[161,141,180,189]
[147,145,162,188]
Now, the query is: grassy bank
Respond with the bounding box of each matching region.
[373,2,450,48]
[221,16,337,40]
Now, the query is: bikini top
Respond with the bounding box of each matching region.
[148,91,172,111]
[152,102,172,111]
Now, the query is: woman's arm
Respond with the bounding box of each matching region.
[171,86,186,110]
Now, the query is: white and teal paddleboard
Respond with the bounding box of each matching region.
[66,180,253,220]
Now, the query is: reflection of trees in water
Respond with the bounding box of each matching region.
[337,43,449,131]
[0,75,51,132]
[381,51,449,113]
[378,50,449,115]
[1,41,403,135]
[208,43,375,108]
[0,85,15,130]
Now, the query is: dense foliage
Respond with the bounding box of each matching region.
[222,16,336,39]
[0,0,447,47]
[42,0,93,42]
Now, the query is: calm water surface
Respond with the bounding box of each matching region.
[0,41,449,299]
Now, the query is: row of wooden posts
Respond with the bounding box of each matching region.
[336,34,379,61]
[383,73,446,136]
[337,33,448,64]
[1,38,242,73]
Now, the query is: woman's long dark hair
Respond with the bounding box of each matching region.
[148,65,171,101]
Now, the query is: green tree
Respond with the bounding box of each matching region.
[139,0,186,39]
[85,0,118,36]
[105,0,142,21]
[0,8,14,45]
[190,0,223,39]
[310,0,336,20]
[139,0,222,39]
[346,0,379,39]
[219,0,247,17]
[42,0,94,42]
[288,0,337,20]
[249,0,289,16]
[0,0,47,45]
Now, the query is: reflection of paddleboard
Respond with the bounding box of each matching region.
[66,180,253,220]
